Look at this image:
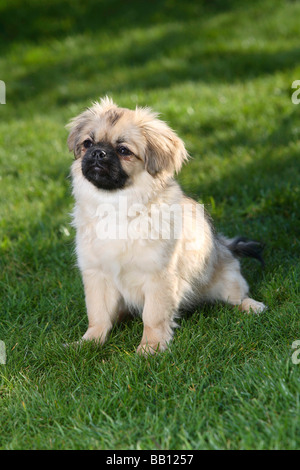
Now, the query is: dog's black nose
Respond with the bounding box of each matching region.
[91,148,107,160]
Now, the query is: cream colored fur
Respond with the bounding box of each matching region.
[67,97,266,355]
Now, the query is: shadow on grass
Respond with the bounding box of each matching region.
[15,41,300,109]
[2,0,298,110]
[0,0,257,46]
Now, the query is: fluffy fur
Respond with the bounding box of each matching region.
[67,97,266,355]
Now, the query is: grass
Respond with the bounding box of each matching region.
[0,0,300,450]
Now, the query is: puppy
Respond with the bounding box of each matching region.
[67,97,266,355]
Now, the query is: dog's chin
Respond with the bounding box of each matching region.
[82,164,129,191]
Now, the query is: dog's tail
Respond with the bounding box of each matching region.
[225,236,265,267]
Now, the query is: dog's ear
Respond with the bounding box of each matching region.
[66,109,92,158]
[66,124,80,158]
[136,109,189,176]
[145,128,189,176]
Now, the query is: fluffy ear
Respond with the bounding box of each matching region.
[138,111,189,176]
[66,109,92,158]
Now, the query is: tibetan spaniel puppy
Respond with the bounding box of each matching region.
[67,97,266,355]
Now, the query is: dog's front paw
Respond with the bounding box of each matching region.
[136,341,166,356]
[82,324,111,344]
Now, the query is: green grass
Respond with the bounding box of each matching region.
[1,0,300,450]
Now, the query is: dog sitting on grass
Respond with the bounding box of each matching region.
[67,97,266,355]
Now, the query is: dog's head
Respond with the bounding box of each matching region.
[67,97,188,191]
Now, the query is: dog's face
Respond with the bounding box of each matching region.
[67,97,188,191]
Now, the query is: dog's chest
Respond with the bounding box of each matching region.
[76,212,170,276]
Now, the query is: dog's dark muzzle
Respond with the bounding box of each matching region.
[81,141,129,190]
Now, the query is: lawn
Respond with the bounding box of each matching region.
[0,0,300,450]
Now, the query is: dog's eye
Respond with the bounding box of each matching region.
[83,139,93,149]
[117,146,132,156]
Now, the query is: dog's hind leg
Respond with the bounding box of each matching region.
[205,257,267,314]
[238,297,267,313]
[214,236,267,313]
